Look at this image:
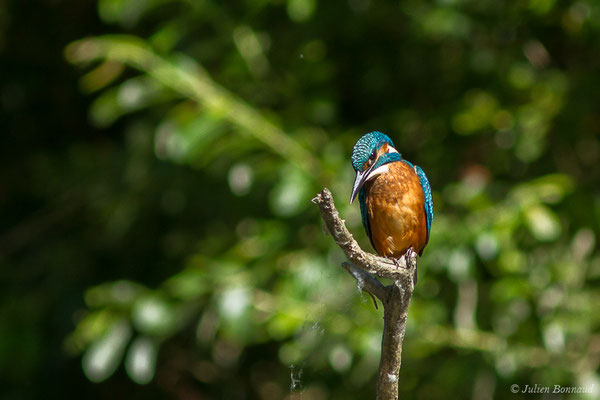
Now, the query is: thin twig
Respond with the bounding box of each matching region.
[312,188,417,400]
[341,262,386,302]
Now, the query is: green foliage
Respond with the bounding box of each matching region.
[2,0,600,398]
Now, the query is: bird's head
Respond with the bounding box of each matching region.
[350,131,402,204]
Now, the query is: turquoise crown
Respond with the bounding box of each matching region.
[351,131,395,171]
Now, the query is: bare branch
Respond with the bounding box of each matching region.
[312,187,418,400]
[376,279,414,400]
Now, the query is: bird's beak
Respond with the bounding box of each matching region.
[350,166,373,204]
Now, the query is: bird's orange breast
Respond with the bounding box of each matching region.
[364,161,428,258]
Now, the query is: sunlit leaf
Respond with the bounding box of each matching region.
[82,320,132,382]
[525,204,561,242]
[125,336,157,384]
[132,295,176,335]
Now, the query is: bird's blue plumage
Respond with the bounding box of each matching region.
[415,165,433,242]
[374,152,401,169]
[358,188,371,241]
[351,131,395,171]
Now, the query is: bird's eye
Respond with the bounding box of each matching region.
[369,151,376,161]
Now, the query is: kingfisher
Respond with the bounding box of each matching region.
[350,131,433,284]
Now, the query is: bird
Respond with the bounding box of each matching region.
[350,131,433,284]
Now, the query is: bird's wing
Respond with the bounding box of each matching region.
[358,188,376,249]
[414,165,433,242]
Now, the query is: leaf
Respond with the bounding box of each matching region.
[82,320,132,382]
[525,204,561,242]
[125,336,157,385]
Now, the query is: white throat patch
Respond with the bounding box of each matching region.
[366,164,389,181]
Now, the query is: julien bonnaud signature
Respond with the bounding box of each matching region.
[511,383,596,394]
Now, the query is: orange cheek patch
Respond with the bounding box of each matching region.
[377,143,390,158]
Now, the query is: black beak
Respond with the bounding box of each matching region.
[350,164,375,204]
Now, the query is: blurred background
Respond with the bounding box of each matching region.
[1,0,600,399]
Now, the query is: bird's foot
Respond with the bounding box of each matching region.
[404,247,418,286]
[404,247,417,264]
[385,253,411,269]
[389,257,404,268]
[385,251,418,286]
